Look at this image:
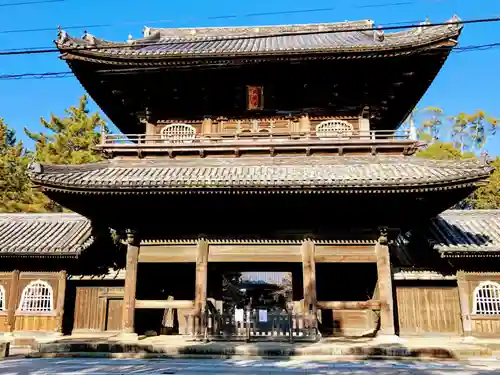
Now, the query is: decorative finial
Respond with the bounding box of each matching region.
[374,26,384,42]
[143,26,151,37]
[128,34,133,41]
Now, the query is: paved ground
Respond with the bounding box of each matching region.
[1,358,500,374]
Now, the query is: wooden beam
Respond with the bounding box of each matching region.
[375,229,396,336]
[317,300,381,310]
[135,300,195,309]
[315,245,377,263]
[122,230,140,334]
[301,238,317,328]
[456,271,472,337]
[208,245,301,262]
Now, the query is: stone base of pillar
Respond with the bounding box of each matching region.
[110,332,139,342]
[462,335,475,342]
[373,334,404,344]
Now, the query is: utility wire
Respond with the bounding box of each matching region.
[1,41,499,81]
[0,1,430,34]
[0,0,63,7]
[1,17,500,57]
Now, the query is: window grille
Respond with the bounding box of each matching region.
[160,123,196,143]
[316,120,353,139]
[0,285,5,311]
[473,281,500,315]
[19,280,53,313]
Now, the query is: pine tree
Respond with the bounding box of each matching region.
[25,95,106,165]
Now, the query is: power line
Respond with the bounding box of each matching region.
[0,1,427,35]
[0,0,64,7]
[1,41,498,81]
[2,16,500,57]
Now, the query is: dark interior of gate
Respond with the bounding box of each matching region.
[132,263,377,337]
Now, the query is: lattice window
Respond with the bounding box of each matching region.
[473,281,500,315]
[160,123,196,143]
[316,120,353,139]
[0,285,5,312]
[19,280,53,312]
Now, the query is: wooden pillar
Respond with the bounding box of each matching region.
[201,117,212,135]
[194,238,209,315]
[375,228,396,336]
[299,114,311,134]
[457,271,473,337]
[301,237,317,328]
[122,230,140,334]
[55,271,67,333]
[7,270,19,333]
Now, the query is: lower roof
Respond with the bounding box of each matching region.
[1,209,499,258]
[430,210,500,256]
[28,155,491,194]
[0,213,93,257]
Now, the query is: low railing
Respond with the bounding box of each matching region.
[100,129,412,147]
[183,308,319,342]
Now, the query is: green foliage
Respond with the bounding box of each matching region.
[469,157,500,209]
[449,110,499,154]
[1,95,106,212]
[25,95,106,165]
[411,108,500,209]
[416,141,475,160]
[0,119,51,212]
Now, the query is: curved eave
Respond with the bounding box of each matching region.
[57,39,458,65]
[31,177,488,195]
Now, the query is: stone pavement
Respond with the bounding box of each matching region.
[3,358,500,374]
[10,335,500,361]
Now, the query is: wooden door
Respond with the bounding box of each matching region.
[105,298,123,331]
[73,287,124,333]
[397,286,462,335]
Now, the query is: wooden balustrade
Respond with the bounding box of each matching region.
[182,308,319,342]
[101,129,412,146]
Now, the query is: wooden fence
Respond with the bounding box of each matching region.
[183,308,319,342]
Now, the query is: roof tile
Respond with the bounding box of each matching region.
[430,210,500,253]
[29,155,491,192]
[0,213,93,256]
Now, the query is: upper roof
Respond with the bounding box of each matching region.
[28,155,491,194]
[430,210,500,255]
[0,213,93,257]
[55,17,462,61]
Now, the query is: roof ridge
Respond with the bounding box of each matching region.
[0,212,88,220]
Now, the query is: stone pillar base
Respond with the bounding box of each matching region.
[462,336,475,342]
[110,332,139,342]
[373,334,404,344]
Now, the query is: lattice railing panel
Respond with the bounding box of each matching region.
[473,282,500,315]
[160,123,196,143]
[19,280,53,312]
[316,120,354,139]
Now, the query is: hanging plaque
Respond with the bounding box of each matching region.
[247,85,264,110]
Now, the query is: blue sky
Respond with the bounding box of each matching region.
[1,0,499,153]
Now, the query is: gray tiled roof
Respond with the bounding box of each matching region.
[28,155,491,193]
[430,210,500,254]
[55,17,462,59]
[0,213,93,256]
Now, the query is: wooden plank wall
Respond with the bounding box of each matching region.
[0,272,64,333]
[396,284,462,335]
